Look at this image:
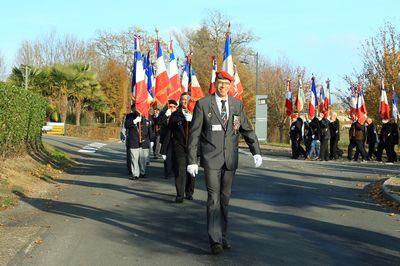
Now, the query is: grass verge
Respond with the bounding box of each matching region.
[0,142,72,210]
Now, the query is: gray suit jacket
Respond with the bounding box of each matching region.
[187,94,261,170]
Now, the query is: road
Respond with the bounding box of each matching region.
[6,135,400,265]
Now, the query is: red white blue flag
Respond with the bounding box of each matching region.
[379,79,390,120]
[209,56,217,94]
[285,79,293,116]
[154,40,169,106]
[167,40,181,102]
[308,77,318,118]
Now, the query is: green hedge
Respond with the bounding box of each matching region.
[0,84,48,157]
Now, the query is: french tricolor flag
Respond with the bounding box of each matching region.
[231,64,243,100]
[134,40,150,118]
[167,40,181,102]
[222,31,234,77]
[187,67,204,113]
[285,79,293,116]
[392,86,399,122]
[181,60,189,93]
[308,77,318,118]
[209,56,217,94]
[356,84,367,118]
[379,79,390,120]
[154,40,169,106]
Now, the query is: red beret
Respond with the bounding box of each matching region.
[216,70,233,82]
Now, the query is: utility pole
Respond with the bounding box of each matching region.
[255,52,259,95]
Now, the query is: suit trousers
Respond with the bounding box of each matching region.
[367,142,378,160]
[139,148,149,175]
[174,156,195,199]
[320,138,329,160]
[204,166,235,246]
[129,148,140,178]
[330,139,339,159]
[126,144,131,172]
[163,143,175,178]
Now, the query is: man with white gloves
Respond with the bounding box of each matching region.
[161,92,195,203]
[187,70,262,255]
[124,103,154,180]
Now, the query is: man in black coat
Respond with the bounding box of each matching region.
[329,112,340,160]
[161,93,195,203]
[319,112,331,161]
[366,118,378,160]
[289,114,302,159]
[149,108,161,159]
[187,70,262,255]
[377,119,390,162]
[124,104,144,180]
[309,116,321,159]
[387,118,399,162]
[159,100,178,178]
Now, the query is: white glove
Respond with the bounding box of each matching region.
[150,142,154,150]
[165,109,172,117]
[253,154,262,168]
[187,164,198,177]
[184,112,192,122]
[161,155,167,160]
[133,116,141,124]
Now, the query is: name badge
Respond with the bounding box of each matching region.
[212,124,222,131]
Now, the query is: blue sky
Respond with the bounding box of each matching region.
[1,0,400,93]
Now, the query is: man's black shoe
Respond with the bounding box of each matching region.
[139,174,147,178]
[210,244,223,255]
[175,197,184,203]
[132,176,139,180]
[222,242,231,250]
[185,195,193,200]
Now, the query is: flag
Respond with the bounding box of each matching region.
[181,59,190,93]
[144,52,154,102]
[131,34,141,96]
[379,79,390,120]
[154,40,170,106]
[222,31,234,76]
[209,56,217,94]
[355,83,367,119]
[318,84,326,113]
[308,77,318,118]
[324,79,331,110]
[392,85,399,122]
[229,64,243,100]
[133,40,150,118]
[285,79,293,116]
[187,67,204,113]
[295,79,304,112]
[167,40,181,102]
[349,85,357,115]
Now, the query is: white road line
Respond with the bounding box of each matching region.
[78,142,107,153]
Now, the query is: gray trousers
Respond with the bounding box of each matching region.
[204,167,235,246]
[129,148,140,178]
[139,148,149,174]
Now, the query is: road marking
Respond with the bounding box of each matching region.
[78,142,107,153]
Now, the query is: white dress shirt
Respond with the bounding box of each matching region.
[215,94,229,117]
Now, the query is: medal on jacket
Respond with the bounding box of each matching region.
[233,115,240,134]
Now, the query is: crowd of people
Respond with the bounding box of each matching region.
[289,111,399,163]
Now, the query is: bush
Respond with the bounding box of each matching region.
[0,84,48,157]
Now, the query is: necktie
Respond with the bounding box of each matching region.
[221,100,227,127]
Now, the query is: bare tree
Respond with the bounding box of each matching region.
[14,31,90,68]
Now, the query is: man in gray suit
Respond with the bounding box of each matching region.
[187,70,263,255]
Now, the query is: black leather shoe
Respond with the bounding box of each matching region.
[139,174,147,178]
[185,195,193,200]
[222,242,231,250]
[175,197,184,203]
[211,244,223,255]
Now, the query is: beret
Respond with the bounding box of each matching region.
[216,70,233,82]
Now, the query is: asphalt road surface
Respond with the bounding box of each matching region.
[7,135,400,265]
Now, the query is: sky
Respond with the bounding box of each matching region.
[1,0,400,94]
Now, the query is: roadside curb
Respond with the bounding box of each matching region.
[382,177,400,204]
